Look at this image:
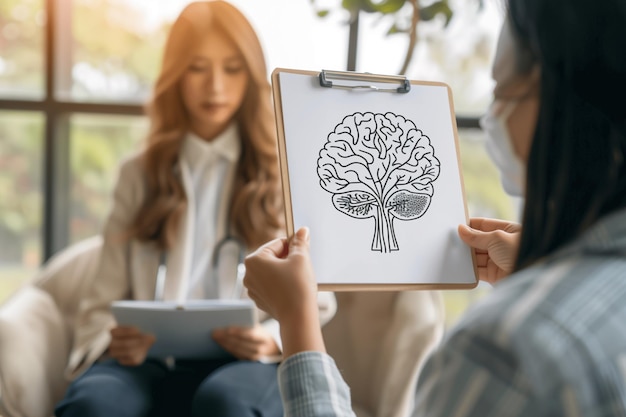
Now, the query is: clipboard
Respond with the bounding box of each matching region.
[271,68,478,291]
[111,299,257,359]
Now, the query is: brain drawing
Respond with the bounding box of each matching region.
[317,111,440,252]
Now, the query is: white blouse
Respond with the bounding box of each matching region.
[180,124,241,300]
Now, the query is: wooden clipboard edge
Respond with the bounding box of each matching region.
[271,68,479,291]
[318,282,477,292]
[441,81,479,289]
[271,68,296,238]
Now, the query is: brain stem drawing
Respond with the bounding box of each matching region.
[317,111,441,253]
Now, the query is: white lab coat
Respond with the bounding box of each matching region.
[66,151,337,379]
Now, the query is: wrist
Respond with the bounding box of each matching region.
[279,308,325,359]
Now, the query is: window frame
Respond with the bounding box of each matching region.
[0,0,143,259]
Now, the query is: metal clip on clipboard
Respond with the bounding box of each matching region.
[318,69,411,94]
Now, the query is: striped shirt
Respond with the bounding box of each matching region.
[278,208,626,417]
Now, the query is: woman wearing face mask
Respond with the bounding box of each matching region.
[454,12,538,284]
[54,2,336,417]
[455,15,534,285]
[242,0,626,415]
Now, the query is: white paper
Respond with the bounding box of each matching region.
[111,299,256,359]
[277,71,475,286]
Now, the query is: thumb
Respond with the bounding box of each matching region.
[458,224,497,250]
[289,227,310,254]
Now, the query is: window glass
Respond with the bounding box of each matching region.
[356,0,504,116]
[0,111,43,303]
[70,114,146,242]
[64,0,349,103]
[61,0,191,102]
[254,0,502,115]
[229,0,348,71]
[0,0,45,99]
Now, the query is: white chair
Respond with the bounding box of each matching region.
[322,291,445,417]
[0,236,102,417]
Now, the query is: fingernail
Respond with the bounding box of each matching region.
[298,227,310,242]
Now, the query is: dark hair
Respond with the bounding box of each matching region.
[507,0,626,271]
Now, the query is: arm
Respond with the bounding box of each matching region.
[66,157,145,377]
[244,227,325,358]
[278,352,356,417]
[258,285,336,357]
[214,227,336,362]
[244,228,356,416]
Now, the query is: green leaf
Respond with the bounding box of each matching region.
[419,1,453,26]
[386,23,409,35]
[361,0,407,14]
[317,9,330,17]
[341,0,362,11]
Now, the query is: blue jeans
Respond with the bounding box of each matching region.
[55,358,283,417]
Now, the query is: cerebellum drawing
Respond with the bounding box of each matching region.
[317,111,440,253]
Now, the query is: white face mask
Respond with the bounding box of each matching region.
[480,102,526,197]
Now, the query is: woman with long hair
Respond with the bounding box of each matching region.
[55,2,336,416]
[243,0,626,415]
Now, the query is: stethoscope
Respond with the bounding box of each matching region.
[153,235,247,301]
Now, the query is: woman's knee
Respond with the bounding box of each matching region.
[191,362,281,417]
[56,373,153,417]
[191,376,246,417]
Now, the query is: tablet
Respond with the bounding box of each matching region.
[111,299,257,359]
